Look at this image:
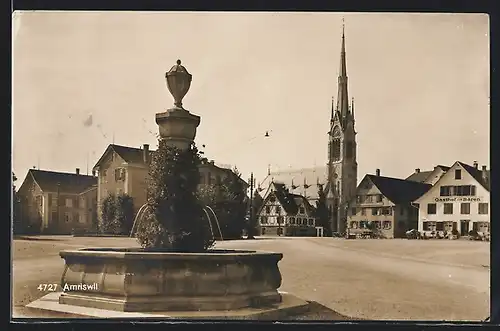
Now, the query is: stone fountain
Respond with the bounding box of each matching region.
[26,60,314,319]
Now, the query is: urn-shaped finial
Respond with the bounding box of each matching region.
[165,59,192,109]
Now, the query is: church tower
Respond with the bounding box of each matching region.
[325,22,358,234]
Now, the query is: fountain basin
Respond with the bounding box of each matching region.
[59,248,283,312]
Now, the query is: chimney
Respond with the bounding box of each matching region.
[376,169,380,176]
[92,170,96,177]
[76,168,80,175]
[482,165,488,182]
[210,160,215,165]
[473,161,478,169]
[415,168,420,173]
[143,144,149,164]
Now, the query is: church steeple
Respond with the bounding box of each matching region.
[336,19,349,122]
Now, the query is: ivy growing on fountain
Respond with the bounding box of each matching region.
[135,139,215,252]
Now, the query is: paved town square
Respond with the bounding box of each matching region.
[13,236,489,321]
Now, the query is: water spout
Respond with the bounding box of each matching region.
[130,203,151,237]
[202,207,216,240]
[205,205,223,241]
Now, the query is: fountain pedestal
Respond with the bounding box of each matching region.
[155,108,200,151]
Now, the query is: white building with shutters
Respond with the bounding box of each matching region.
[413,161,490,237]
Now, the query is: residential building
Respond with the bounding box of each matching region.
[347,169,432,238]
[324,25,358,235]
[17,168,98,234]
[413,161,490,237]
[406,165,450,185]
[257,182,318,237]
[92,144,247,220]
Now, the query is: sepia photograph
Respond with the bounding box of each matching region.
[11,11,490,321]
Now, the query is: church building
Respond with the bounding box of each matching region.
[324,24,358,234]
[257,24,358,236]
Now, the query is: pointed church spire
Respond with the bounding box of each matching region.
[336,18,349,121]
[330,96,335,123]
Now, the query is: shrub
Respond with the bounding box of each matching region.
[115,194,135,234]
[136,141,214,252]
[100,194,120,234]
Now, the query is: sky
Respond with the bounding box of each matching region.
[12,11,490,187]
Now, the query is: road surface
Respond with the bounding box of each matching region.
[12,236,490,321]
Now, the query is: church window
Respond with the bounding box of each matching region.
[332,139,341,161]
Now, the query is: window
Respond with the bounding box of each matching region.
[51,211,57,223]
[299,207,305,214]
[361,208,366,216]
[350,221,358,229]
[372,208,379,216]
[65,198,73,208]
[478,203,489,215]
[265,206,271,214]
[260,216,268,224]
[373,221,381,229]
[64,212,70,223]
[351,208,357,215]
[443,203,453,214]
[356,195,362,203]
[269,196,276,203]
[302,218,307,225]
[308,219,314,226]
[290,217,295,225]
[382,207,392,216]
[277,216,284,224]
[460,203,470,214]
[455,169,461,179]
[100,170,108,183]
[440,186,451,196]
[114,168,126,181]
[383,221,392,230]
[436,222,444,231]
[360,221,368,229]
[276,206,281,214]
[332,139,341,161]
[376,195,383,203]
[423,221,436,231]
[427,203,437,215]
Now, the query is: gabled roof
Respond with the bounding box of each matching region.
[456,161,490,191]
[405,165,450,183]
[24,169,97,194]
[262,182,316,216]
[259,166,327,200]
[364,175,432,205]
[93,144,153,170]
